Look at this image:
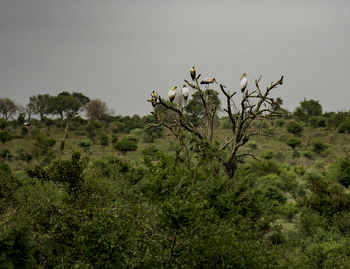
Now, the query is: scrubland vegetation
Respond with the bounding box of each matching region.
[1,87,350,268]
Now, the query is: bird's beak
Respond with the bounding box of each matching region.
[214,78,218,84]
[240,74,245,80]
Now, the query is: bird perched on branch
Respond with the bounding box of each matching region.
[181,84,190,101]
[200,77,217,85]
[240,73,248,93]
[190,66,196,81]
[151,91,157,107]
[168,86,177,103]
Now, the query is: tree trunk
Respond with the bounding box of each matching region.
[224,157,237,178]
[60,118,70,153]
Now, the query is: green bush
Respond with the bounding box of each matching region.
[338,119,350,133]
[21,126,29,136]
[0,149,11,160]
[312,141,327,154]
[286,137,301,149]
[261,151,274,160]
[247,142,257,150]
[100,134,109,148]
[275,119,284,127]
[309,116,326,128]
[279,203,298,221]
[15,149,32,163]
[111,134,118,144]
[333,157,350,188]
[142,145,159,157]
[0,131,11,144]
[286,121,303,135]
[78,140,92,151]
[114,136,138,154]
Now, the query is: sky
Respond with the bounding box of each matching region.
[0,0,349,116]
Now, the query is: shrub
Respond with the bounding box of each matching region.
[286,121,303,135]
[27,152,87,194]
[261,151,274,160]
[275,119,284,127]
[100,134,109,149]
[112,134,118,144]
[16,149,32,163]
[78,140,92,151]
[309,116,326,128]
[247,142,257,150]
[279,203,298,221]
[338,119,350,133]
[286,137,301,149]
[32,135,56,157]
[142,145,159,157]
[21,126,29,136]
[312,141,327,154]
[0,149,11,160]
[333,157,350,188]
[303,151,314,159]
[0,131,11,144]
[0,119,9,130]
[114,136,138,154]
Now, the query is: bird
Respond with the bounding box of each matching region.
[190,66,196,81]
[151,91,157,107]
[168,86,177,103]
[240,73,248,93]
[181,84,190,101]
[200,77,217,85]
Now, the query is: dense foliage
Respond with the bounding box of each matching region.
[1,94,350,267]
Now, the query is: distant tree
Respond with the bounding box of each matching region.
[47,92,90,120]
[185,90,221,126]
[17,113,26,126]
[29,94,51,120]
[46,91,90,151]
[271,97,283,111]
[0,98,18,120]
[86,99,111,120]
[294,99,322,122]
[25,102,35,122]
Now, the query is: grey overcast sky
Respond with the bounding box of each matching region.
[0,0,349,116]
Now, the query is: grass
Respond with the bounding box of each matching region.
[1,119,349,173]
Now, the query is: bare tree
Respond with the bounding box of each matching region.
[86,99,111,120]
[148,67,284,178]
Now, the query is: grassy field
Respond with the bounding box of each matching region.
[2,118,349,171]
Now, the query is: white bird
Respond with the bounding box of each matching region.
[181,84,190,101]
[200,77,217,85]
[168,86,177,103]
[190,66,196,81]
[240,73,248,93]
